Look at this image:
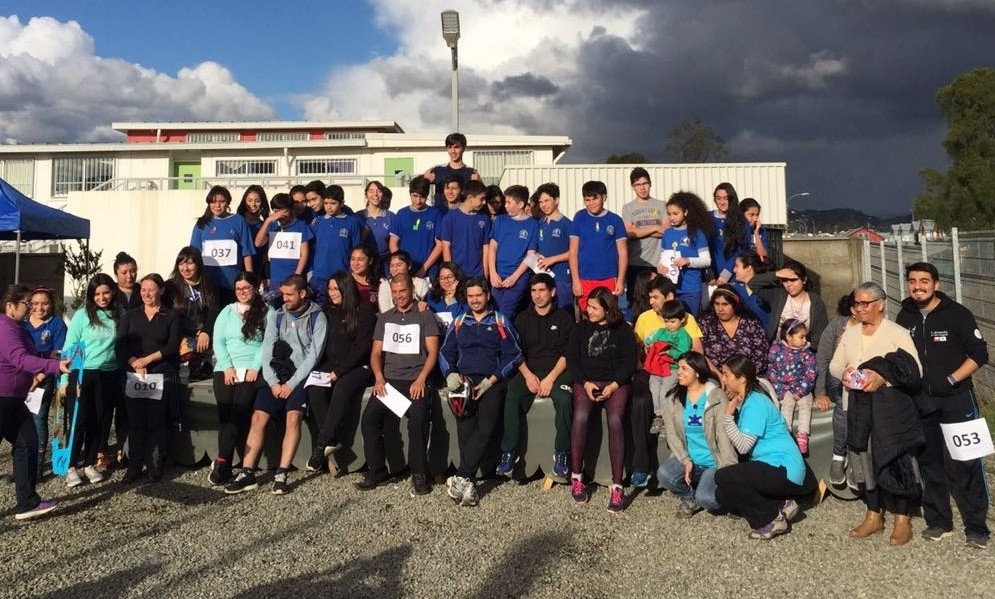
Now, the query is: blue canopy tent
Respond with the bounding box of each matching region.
[0,177,91,283]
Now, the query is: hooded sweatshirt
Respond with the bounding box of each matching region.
[261,300,327,390]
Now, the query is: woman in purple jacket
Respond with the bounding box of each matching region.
[1,284,69,520]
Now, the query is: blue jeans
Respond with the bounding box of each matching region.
[657,456,720,510]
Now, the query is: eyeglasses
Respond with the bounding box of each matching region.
[777,277,800,283]
[852,298,883,309]
[438,274,456,282]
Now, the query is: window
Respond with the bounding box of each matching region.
[215,160,277,176]
[296,158,357,175]
[473,150,534,184]
[257,132,309,142]
[188,132,241,143]
[324,132,365,140]
[0,159,34,197]
[51,157,115,196]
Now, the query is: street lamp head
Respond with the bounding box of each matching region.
[441,10,461,47]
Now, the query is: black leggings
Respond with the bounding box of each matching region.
[455,381,506,479]
[69,369,120,467]
[715,461,807,529]
[126,376,176,475]
[308,367,374,449]
[212,373,259,463]
[570,381,630,485]
[628,372,654,473]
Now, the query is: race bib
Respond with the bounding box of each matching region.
[660,249,681,284]
[383,323,420,355]
[940,419,995,461]
[202,239,238,267]
[269,231,303,260]
[125,372,164,400]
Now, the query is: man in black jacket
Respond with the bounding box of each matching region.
[896,262,990,548]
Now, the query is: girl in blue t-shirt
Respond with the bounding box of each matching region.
[22,287,67,474]
[660,192,713,316]
[739,197,769,264]
[714,354,809,540]
[709,182,749,285]
[357,180,396,271]
[190,185,256,305]
[236,185,270,277]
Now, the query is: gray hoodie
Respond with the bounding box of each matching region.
[261,300,327,390]
[664,381,738,468]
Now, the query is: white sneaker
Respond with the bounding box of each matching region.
[84,466,104,484]
[66,469,83,488]
[446,476,468,503]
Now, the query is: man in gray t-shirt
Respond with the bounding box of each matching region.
[358,274,439,496]
[621,167,668,303]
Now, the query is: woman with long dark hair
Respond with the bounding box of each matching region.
[116,273,180,482]
[714,354,809,540]
[357,180,396,270]
[59,274,122,487]
[660,192,713,316]
[237,185,270,277]
[21,286,66,475]
[700,285,769,378]
[190,185,256,306]
[424,261,468,322]
[306,271,376,474]
[168,246,220,381]
[349,244,380,311]
[567,287,639,513]
[208,271,270,486]
[709,182,749,285]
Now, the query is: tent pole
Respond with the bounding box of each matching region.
[14,229,22,283]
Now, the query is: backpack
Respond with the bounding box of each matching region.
[275,308,320,338]
[452,310,507,340]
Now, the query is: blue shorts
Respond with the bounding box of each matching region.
[254,384,308,416]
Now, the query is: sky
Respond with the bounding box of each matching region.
[2,0,994,215]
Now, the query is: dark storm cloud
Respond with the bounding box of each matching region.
[528,0,995,214]
[491,73,559,101]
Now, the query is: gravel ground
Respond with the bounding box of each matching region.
[1,451,993,599]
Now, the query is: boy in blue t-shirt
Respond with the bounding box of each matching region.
[310,185,362,301]
[568,180,627,311]
[535,182,573,312]
[488,185,539,322]
[424,132,478,207]
[389,175,444,277]
[254,193,314,306]
[437,179,491,278]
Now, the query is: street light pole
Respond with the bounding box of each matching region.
[787,191,811,203]
[441,10,461,133]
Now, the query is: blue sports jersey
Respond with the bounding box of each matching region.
[389,206,443,273]
[437,208,491,277]
[431,164,476,204]
[738,390,806,485]
[266,218,315,287]
[311,214,362,279]
[491,215,539,278]
[357,209,396,260]
[190,214,256,291]
[569,209,626,280]
[661,225,709,295]
[746,225,769,257]
[538,214,572,279]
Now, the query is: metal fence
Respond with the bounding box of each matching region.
[865,229,995,401]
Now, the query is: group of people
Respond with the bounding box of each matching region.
[0,135,988,549]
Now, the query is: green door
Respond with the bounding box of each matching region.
[383,157,414,187]
[174,162,201,190]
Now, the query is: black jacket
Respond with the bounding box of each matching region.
[896,291,989,397]
[513,306,574,374]
[847,349,924,497]
[317,303,376,375]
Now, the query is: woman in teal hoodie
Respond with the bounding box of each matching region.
[59,273,122,488]
[208,272,270,485]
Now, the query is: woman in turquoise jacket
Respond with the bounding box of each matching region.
[59,273,122,488]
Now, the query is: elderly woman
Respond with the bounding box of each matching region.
[830,282,922,546]
[714,355,809,540]
[700,285,769,378]
[656,352,738,518]
[814,293,858,485]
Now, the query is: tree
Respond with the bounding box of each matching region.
[605,152,648,164]
[664,116,727,162]
[61,239,103,310]
[915,67,995,231]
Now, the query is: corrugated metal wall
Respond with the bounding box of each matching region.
[500,163,788,226]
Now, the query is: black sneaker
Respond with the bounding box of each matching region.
[355,474,389,491]
[272,472,289,495]
[306,447,326,472]
[921,526,954,542]
[224,470,258,494]
[966,533,989,549]
[410,473,431,497]
[208,459,231,486]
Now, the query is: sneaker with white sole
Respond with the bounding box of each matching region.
[65,469,83,488]
[446,476,469,503]
[84,465,104,484]
[829,458,846,486]
[461,480,479,507]
[272,471,289,495]
[921,526,954,541]
[495,452,517,477]
[782,499,800,522]
[552,452,569,479]
[224,469,259,494]
[750,512,789,540]
[14,500,57,521]
[966,533,989,549]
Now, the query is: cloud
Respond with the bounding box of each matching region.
[0,15,273,143]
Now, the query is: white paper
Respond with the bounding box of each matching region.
[202,239,238,267]
[268,231,303,260]
[436,311,455,328]
[376,383,412,418]
[25,388,45,415]
[383,322,420,354]
[234,368,248,383]
[940,419,995,461]
[659,249,681,284]
[707,284,718,301]
[125,372,165,400]
[305,371,332,388]
[523,254,553,277]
